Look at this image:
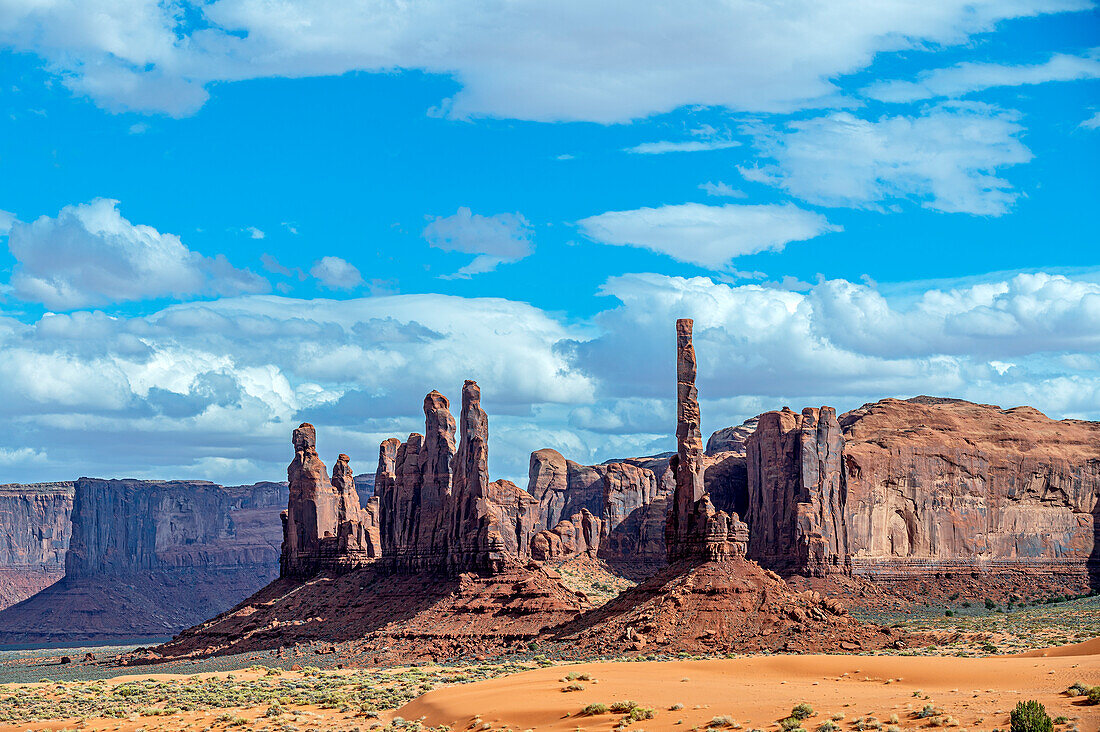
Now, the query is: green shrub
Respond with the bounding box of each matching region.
[985,598,996,610]
[791,703,814,720]
[581,703,609,715]
[609,700,637,713]
[917,705,939,719]
[780,717,805,731]
[710,716,737,728]
[1066,682,1090,696]
[562,682,585,692]
[1010,700,1053,732]
[1088,687,1100,705]
[817,722,840,732]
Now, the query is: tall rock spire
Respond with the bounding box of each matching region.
[666,319,749,561]
[281,423,337,576]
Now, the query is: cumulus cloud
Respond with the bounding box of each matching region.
[864,49,1100,103]
[310,256,364,290]
[576,203,839,269]
[1081,111,1100,130]
[0,0,1088,120]
[0,269,1098,485]
[422,207,533,277]
[740,103,1032,215]
[5,199,269,309]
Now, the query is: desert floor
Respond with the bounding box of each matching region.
[0,643,1097,732]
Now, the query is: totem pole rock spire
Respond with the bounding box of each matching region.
[667,319,749,561]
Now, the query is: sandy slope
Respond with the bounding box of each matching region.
[401,655,1100,731]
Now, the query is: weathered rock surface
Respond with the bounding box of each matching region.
[527,450,670,569]
[281,426,380,577]
[0,479,287,644]
[706,417,759,455]
[144,562,588,663]
[746,406,847,576]
[841,397,1100,579]
[0,482,73,609]
[666,318,749,561]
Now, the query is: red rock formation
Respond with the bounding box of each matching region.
[840,397,1100,579]
[527,450,669,568]
[487,479,540,557]
[745,406,847,576]
[0,479,287,645]
[666,319,749,561]
[281,424,379,577]
[0,483,73,610]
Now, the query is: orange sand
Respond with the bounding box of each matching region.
[401,654,1100,731]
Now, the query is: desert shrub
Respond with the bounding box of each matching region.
[780,716,805,731]
[1010,700,1053,732]
[1088,687,1100,705]
[817,722,839,732]
[985,598,996,610]
[1066,682,1090,696]
[710,716,737,727]
[669,704,684,711]
[562,682,586,692]
[1053,717,1069,725]
[791,703,814,720]
[609,700,637,713]
[944,610,954,617]
[581,703,609,715]
[917,705,939,719]
[626,707,655,722]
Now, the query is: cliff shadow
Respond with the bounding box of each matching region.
[597,501,669,582]
[150,564,466,660]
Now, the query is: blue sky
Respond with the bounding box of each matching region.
[0,1,1097,486]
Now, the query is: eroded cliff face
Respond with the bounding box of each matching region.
[526,450,671,568]
[745,407,847,577]
[280,425,381,577]
[0,478,288,644]
[0,483,74,609]
[840,397,1100,578]
[374,381,513,575]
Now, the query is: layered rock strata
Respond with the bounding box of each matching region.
[666,318,749,561]
[0,482,74,609]
[840,397,1100,579]
[0,479,287,644]
[741,396,1100,580]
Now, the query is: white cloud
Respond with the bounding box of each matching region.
[0,269,1098,485]
[698,182,746,198]
[0,209,14,236]
[5,199,269,309]
[0,1,1088,120]
[864,49,1100,103]
[576,203,839,269]
[422,207,533,277]
[626,139,739,154]
[246,226,265,239]
[1080,111,1100,130]
[740,103,1032,215]
[309,256,363,290]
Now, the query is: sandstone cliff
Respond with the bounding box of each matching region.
[527,449,670,569]
[841,397,1100,579]
[0,482,74,609]
[0,479,287,645]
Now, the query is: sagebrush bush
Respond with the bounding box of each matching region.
[1010,700,1053,732]
[791,703,814,720]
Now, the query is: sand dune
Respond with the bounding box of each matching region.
[401,654,1100,731]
